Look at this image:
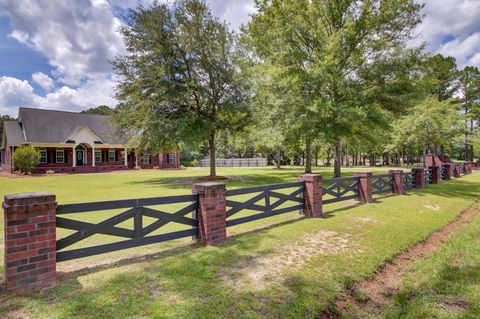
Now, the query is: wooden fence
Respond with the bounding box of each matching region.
[2,161,474,292]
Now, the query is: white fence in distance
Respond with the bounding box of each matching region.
[198,158,268,167]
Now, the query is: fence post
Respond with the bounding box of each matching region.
[192,183,227,245]
[389,170,404,195]
[412,168,425,188]
[299,174,323,217]
[3,192,57,293]
[354,172,372,203]
[430,166,441,184]
[443,164,452,181]
[453,164,461,177]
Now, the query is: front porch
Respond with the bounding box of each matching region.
[34,144,128,174]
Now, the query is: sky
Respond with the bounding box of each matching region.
[0,0,479,117]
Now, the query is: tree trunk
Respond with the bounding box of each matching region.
[422,145,426,168]
[305,139,312,173]
[334,137,341,177]
[208,131,216,177]
[275,145,281,169]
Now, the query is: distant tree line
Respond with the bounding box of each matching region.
[109,0,480,177]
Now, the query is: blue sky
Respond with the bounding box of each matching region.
[0,0,479,117]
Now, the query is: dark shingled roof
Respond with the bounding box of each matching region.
[3,121,25,146]
[16,108,125,144]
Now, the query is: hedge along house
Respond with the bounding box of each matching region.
[0,108,180,174]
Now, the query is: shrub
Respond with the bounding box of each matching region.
[13,145,40,174]
[180,159,199,167]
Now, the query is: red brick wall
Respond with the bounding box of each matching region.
[355,172,373,203]
[3,192,57,293]
[300,174,323,217]
[192,183,227,245]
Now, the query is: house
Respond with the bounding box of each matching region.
[0,108,179,174]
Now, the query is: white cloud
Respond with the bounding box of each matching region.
[31,72,55,92]
[0,75,116,116]
[0,0,126,85]
[414,0,480,68]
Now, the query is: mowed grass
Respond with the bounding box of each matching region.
[382,208,480,318]
[0,167,478,318]
[0,166,397,274]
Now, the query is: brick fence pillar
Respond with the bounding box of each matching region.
[389,170,404,195]
[430,166,441,184]
[453,164,461,177]
[354,172,372,203]
[466,162,472,174]
[442,164,452,181]
[299,174,323,218]
[412,168,425,188]
[3,192,57,293]
[192,183,227,245]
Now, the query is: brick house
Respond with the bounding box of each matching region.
[0,108,179,174]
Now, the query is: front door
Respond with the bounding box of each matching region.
[76,150,84,166]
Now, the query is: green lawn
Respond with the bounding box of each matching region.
[382,207,480,319]
[0,167,478,318]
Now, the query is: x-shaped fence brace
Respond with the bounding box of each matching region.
[372,175,393,194]
[225,183,304,227]
[56,196,198,262]
[322,178,359,204]
[403,172,416,189]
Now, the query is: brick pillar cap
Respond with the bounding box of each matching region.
[193,182,226,188]
[354,172,372,176]
[300,173,321,177]
[388,170,404,174]
[5,192,54,201]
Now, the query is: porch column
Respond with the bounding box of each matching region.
[124,148,128,166]
[92,146,95,167]
[72,145,76,168]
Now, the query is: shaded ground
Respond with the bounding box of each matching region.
[326,203,479,319]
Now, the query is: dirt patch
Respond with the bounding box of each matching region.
[423,204,441,211]
[323,205,478,319]
[223,230,360,291]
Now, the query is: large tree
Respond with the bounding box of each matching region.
[113,0,249,177]
[457,66,480,161]
[247,0,423,176]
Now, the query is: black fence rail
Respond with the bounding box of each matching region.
[56,194,199,262]
[372,174,393,195]
[425,168,433,184]
[403,172,416,190]
[440,165,446,180]
[322,177,359,204]
[460,163,466,174]
[225,182,304,227]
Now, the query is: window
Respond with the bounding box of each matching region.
[95,149,101,163]
[56,148,64,163]
[108,149,116,162]
[142,154,150,165]
[167,153,175,164]
[39,148,47,164]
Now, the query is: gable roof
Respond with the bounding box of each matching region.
[15,108,124,145]
[2,121,25,147]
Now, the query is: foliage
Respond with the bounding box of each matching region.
[13,145,40,174]
[81,105,117,116]
[180,159,199,167]
[246,0,424,176]
[0,114,15,141]
[388,97,462,159]
[457,66,480,161]
[113,0,250,177]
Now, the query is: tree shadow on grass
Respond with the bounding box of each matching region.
[389,265,480,318]
[412,178,480,200]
